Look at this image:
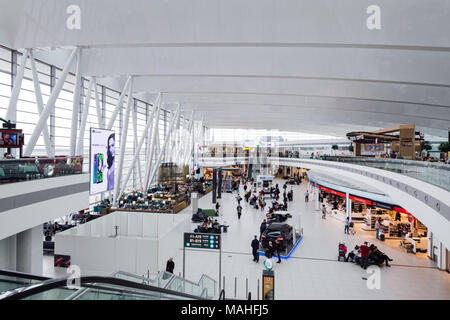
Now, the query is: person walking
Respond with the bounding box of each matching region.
[236,193,242,205]
[304,190,309,202]
[237,204,242,220]
[275,239,282,263]
[344,217,350,234]
[321,204,327,219]
[166,257,175,274]
[251,235,260,262]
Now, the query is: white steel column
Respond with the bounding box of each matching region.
[6,49,29,123]
[69,47,82,157]
[144,94,161,190]
[315,185,319,210]
[75,77,93,156]
[113,77,134,206]
[24,48,77,156]
[148,105,180,188]
[106,76,131,130]
[120,104,158,197]
[131,100,143,190]
[346,192,352,221]
[93,77,103,128]
[29,50,53,157]
[183,111,195,165]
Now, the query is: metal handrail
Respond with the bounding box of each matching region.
[0,269,50,282]
[0,275,211,300]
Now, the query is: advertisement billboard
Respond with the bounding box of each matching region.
[90,128,115,195]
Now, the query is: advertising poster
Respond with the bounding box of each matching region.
[90,128,115,195]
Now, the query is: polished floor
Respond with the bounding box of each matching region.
[44,179,450,299]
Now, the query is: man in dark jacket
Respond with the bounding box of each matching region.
[259,219,267,239]
[251,235,260,262]
[275,239,282,263]
[166,257,175,273]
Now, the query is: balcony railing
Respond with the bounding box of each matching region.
[198,152,450,192]
[0,156,85,185]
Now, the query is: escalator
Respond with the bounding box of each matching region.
[0,269,216,300]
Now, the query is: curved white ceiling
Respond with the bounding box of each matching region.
[1,0,449,138]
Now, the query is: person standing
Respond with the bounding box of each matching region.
[251,235,260,262]
[259,219,267,239]
[166,257,175,274]
[375,218,380,239]
[304,190,309,202]
[237,204,242,220]
[359,242,370,270]
[344,217,350,234]
[321,204,327,219]
[215,201,220,215]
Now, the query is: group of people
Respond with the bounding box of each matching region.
[251,235,283,264]
[345,241,393,268]
[195,218,223,234]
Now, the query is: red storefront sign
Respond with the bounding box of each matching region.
[349,195,373,205]
[318,186,345,197]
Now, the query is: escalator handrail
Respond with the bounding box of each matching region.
[0,275,212,300]
[0,269,50,282]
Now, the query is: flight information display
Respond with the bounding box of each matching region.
[184,233,221,250]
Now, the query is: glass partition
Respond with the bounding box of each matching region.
[0,156,85,185]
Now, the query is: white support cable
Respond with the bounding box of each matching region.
[147,104,180,189]
[24,48,77,156]
[75,77,93,156]
[120,104,158,197]
[93,77,103,128]
[69,47,82,157]
[113,76,134,206]
[6,48,29,122]
[144,94,161,190]
[29,49,53,157]
[106,76,131,130]
[131,100,143,190]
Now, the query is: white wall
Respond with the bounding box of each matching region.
[55,211,192,277]
[0,174,90,240]
[0,234,17,271]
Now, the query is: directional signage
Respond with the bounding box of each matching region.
[184,233,221,250]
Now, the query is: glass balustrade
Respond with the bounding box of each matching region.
[199,152,449,191]
[0,156,85,185]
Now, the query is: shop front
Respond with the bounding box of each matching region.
[308,171,429,256]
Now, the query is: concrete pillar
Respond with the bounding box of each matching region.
[346,193,352,222]
[191,192,198,215]
[0,234,17,271]
[315,185,319,210]
[354,143,361,156]
[16,226,43,275]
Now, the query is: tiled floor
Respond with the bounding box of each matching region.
[44,179,450,299]
[183,179,450,300]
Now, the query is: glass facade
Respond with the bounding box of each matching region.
[0,45,200,203]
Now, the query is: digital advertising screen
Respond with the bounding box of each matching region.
[90,128,115,195]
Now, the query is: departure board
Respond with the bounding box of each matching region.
[184,233,221,250]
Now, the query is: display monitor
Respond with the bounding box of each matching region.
[0,129,23,147]
[90,128,115,195]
